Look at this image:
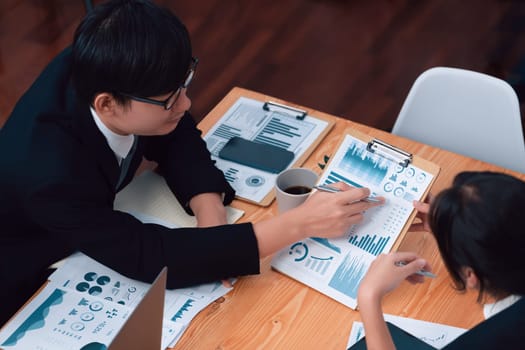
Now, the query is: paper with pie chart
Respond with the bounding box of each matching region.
[272,132,439,309]
[0,252,232,350]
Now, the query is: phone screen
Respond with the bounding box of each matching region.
[218,137,294,173]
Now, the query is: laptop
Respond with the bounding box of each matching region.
[108,267,167,350]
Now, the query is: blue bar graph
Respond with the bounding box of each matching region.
[253,117,296,149]
[349,234,391,256]
[303,255,333,276]
[338,142,389,186]
[324,171,363,189]
[224,167,239,183]
[171,298,195,321]
[212,124,241,140]
[328,252,368,299]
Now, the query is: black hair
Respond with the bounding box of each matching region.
[429,171,525,302]
[71,0,192,105]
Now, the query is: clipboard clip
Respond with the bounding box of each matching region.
[366,139,412,167]
[263,101,307,120]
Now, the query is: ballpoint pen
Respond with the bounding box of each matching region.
[394,261,437,278]
[313,184,383,203]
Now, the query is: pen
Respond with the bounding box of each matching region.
[395,261,437,278]
[313,184,383,203]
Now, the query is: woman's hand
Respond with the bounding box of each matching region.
[358,252,430,303]
[357,252,430,350]
[409,195,432,232]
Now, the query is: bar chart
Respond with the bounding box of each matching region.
[171,298,195,322]
[303,256,333,276]
[253,116,315,151]
[323,170,363,189]
[348,233,391,256]
[328,252,369,299]
[338,141,389,186]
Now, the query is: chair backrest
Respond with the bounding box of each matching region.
[392,67,525,173]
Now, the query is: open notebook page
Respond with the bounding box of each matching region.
[114,170,244,227]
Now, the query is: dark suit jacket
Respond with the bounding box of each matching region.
[0,48,260,325]
[443,297,525,349]
[349,298,525,350]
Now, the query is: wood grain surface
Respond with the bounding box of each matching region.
[172,87,525,350]
[1,0,525,132]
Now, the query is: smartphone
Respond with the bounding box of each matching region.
[218,137,294,173]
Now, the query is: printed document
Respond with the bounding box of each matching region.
[271,134,434,309]
[0,252,232,350]
[203,97,330,203]
[0,170,243,349]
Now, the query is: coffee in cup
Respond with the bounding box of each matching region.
[275,168,318,213]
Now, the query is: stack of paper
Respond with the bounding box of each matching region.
[0,253,233,349]
[0,170,245,349]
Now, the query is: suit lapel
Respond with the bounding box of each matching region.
[71,101,121,191]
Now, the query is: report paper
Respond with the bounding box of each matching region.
[203,97,330,203]
[0,252,231,350]
[271,134,434,309]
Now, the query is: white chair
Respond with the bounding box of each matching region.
[392,67,525,173]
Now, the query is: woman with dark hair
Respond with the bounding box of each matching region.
[0,0,382,325]
[357,171,525,349]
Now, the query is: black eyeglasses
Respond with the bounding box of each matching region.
[121,57,198,110]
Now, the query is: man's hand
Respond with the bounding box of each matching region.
[189,192,227,227]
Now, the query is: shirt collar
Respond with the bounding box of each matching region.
[483,294,522,319]
[90,107,135,160]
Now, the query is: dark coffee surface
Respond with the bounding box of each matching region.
[284,186,311,195]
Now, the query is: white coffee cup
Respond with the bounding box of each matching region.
[275,168,318,213]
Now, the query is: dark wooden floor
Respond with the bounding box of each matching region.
[1,0,525,131]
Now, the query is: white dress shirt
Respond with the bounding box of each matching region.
[90,107,135,164]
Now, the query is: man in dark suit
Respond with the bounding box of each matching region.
[0,0,380,325]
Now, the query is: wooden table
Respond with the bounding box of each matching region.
[173,87,525,349]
